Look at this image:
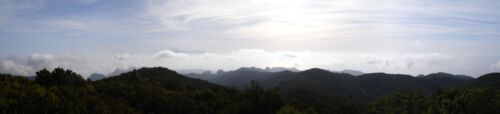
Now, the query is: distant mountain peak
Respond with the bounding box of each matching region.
[236,67,264,72]
[430,72,453,75]
[264,67,300,72]
[340,69,364,76]
[99,67,221,91]
[108,67,136,77]
[422,72,474,80]
[236,66,299,72]
[216,69,226,75]
[135,67,176,74]
[175,68,212,74]
[477,72,500,80]
[359,72,389,77]
[301,68,333,75]
[88,73,106,81]
[304,68,327,71]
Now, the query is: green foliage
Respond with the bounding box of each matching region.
[368,92,428,114]
[368,88,500,114]
[1,67,500,114]
[239,81,285,114]
[0,68,295,114]
[471,73,500,89]
[276,105,317,114]
[35,68,86,87]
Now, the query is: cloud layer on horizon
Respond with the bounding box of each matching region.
[0,49,498,77]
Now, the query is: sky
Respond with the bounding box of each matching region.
[1,0,500,77]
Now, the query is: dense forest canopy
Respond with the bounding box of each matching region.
[0,67,499,114]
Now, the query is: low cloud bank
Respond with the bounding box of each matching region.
[0,49,495,77]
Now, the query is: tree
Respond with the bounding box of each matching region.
[241,81,285,114]
[35,68,86,86]
[35,68,52,86]
[276,105,317,114]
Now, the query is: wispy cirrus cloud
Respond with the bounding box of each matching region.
[145,0,500,40]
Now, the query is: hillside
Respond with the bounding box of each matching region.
[0,67,499,114]
[211,68,475,102]
[0,67,290,114]
[471,73,500,89]
[209,67,276,89]
[95,67,222,90]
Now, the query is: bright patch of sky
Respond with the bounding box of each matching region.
[1,0,499,77]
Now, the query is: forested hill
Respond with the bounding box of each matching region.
[1,67,500,114]
[0,67,290,114]
[95,67,222,90]
[210,68,475,101]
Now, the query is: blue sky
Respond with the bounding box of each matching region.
[1,0,500,77]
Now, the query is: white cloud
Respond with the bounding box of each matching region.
[145,0,500,42]
[0,53,57,76]
[155,50,189,59]
[491,61,500,71]
[113,53,131,61]
[359,53,450,69]
[0,53,111,77]
[0,49,494,77]
[0,59,34,76]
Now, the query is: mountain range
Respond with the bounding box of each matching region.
[93,66,479,102]
[182,67,365,80]
[1,66,499,114]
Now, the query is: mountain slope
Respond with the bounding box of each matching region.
[0,67,292,114]
[209,67,275,89]
[88,73,106,81]
[1,67,499,114]
[471,72,500,89]
[212,68,475,102]
[92,67,291,114]
[96,67,222,90]
[418,72,474,88]
[263,68,356,102]
[353,73,438,99]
